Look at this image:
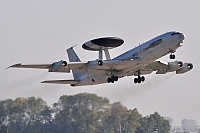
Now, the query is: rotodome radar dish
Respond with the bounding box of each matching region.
[82,37,124,51]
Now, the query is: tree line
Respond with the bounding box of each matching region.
[0,93,170,133]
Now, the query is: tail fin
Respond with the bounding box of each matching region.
[67,47,83,80]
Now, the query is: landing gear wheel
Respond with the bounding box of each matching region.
[111,76,115,83]
[98,60,103,66]
[107,78,111,83]
[170,54,173,59]
[141,76,145,82]
[107,76,119,83]
[137,78,141,84]
[114,76,118,81]
[170,54,175,59]
[134,78,138,83]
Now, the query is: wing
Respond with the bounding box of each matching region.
[41,80,79,84]
[144,61,168,70]
[76,58,142,71]
[8,61,88,73]
[8,58,140,74]
[8,63,71,73]
[137,60,183,75]
[97,58,141,70]
[124,61,169,76]
[144,61,169,74]
[9,63,50,69]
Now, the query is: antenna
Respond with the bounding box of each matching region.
[70,44,78,49]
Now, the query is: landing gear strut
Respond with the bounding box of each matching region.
[134,75,145,84]
[169,49,175,59]
[107,76,118,83]
[133,70,145,84]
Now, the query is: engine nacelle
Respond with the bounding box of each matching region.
[176,63,193,74]
[61,61,68,67]
[167,61,183,72]
[87,59,99,70]
[49,60,68,72]
[86,59,119,70]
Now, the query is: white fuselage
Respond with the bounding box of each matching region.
[74,31,185,86]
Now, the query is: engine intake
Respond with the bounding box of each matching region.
[98,60,103,66]
[176,63,193,74]
[187,63,193,69]
[167,61,183,72]
[49,60,68,72]
[62,61,68,67]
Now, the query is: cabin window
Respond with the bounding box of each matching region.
[149,39,162,49]
[132,52,138,57]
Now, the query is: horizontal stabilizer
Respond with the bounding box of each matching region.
[41,80,79,84]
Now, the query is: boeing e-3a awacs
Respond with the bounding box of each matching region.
[9,31,193,86]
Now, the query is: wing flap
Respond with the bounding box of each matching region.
[145,61,168,70]
[41,80,79,84]
[132,61,169,76]
[156,69,167,74]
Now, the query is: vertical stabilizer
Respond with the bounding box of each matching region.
[67,47,83,80]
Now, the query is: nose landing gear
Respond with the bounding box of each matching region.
[169,49,176,59]
[170,54,175,59]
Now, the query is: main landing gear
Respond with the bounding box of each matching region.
[134,70,145,84]
[134,75,145,84]
[107,76,118,83]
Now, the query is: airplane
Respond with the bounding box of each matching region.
[9,31,193,86]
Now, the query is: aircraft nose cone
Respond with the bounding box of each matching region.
[179,33,186,40]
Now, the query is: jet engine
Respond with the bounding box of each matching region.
[49,60,68,72]
[61,61,68,67]
[87,59,101,70]
[176,63,193,74]
[167,61,183,72]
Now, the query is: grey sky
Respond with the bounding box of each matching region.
[0,0,199,126]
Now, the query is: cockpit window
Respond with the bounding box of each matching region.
[171,32,181,36]
[171,33,175,35]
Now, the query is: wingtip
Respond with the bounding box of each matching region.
[4,67,10,70]
[4,63,22,70]
[41,81,45,83]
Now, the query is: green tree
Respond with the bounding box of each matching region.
[53,93,110,133]
[136,112,170,133]
[103,102,142,133]
[0,93,171,133]
[0,97,49,133]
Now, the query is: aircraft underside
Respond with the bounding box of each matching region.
[8,31,193,86]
